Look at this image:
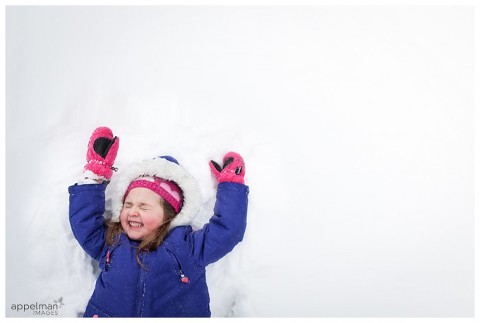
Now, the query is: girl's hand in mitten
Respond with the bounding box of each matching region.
[83,127,119,182]
[209,151,245,184]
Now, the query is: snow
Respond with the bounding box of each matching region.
[5,5,474,318]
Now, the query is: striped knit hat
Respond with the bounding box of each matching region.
[123,176,183,213]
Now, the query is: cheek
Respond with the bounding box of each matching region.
[119,211,130,229]
[142,212,165,229]
[119,210,127,222]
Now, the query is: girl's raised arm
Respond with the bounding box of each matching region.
[188,152,249,266]
[68,127,120,260]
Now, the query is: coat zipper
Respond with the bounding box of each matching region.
[103,242,121,272]
[165,249,190,284]
[134,252,146,317]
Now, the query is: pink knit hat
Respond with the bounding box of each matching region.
[123,176,183,214]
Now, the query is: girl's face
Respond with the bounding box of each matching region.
[120,187,166,241]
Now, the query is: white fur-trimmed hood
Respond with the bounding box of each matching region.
[110,156,202,229]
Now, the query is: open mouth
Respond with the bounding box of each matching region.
[128,221,144,228]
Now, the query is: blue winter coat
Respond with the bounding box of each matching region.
[68,182,249,317]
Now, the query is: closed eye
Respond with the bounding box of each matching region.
[123,203,151,211]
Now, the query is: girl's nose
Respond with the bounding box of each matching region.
[129,207,140,216]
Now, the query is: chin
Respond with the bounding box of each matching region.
[126,230,145,241]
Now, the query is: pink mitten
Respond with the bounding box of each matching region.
[83,127,119,181]
[209,151,245,184]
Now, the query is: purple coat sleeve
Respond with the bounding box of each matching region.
[188,182,249,266]
[68,183,107,261]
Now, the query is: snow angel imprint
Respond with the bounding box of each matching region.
[68,126,249,317]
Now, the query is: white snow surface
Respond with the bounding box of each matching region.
[6,6,474,317]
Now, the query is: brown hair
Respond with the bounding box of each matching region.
[105,197,178,269]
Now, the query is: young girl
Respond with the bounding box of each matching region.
[68,127,249,317]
